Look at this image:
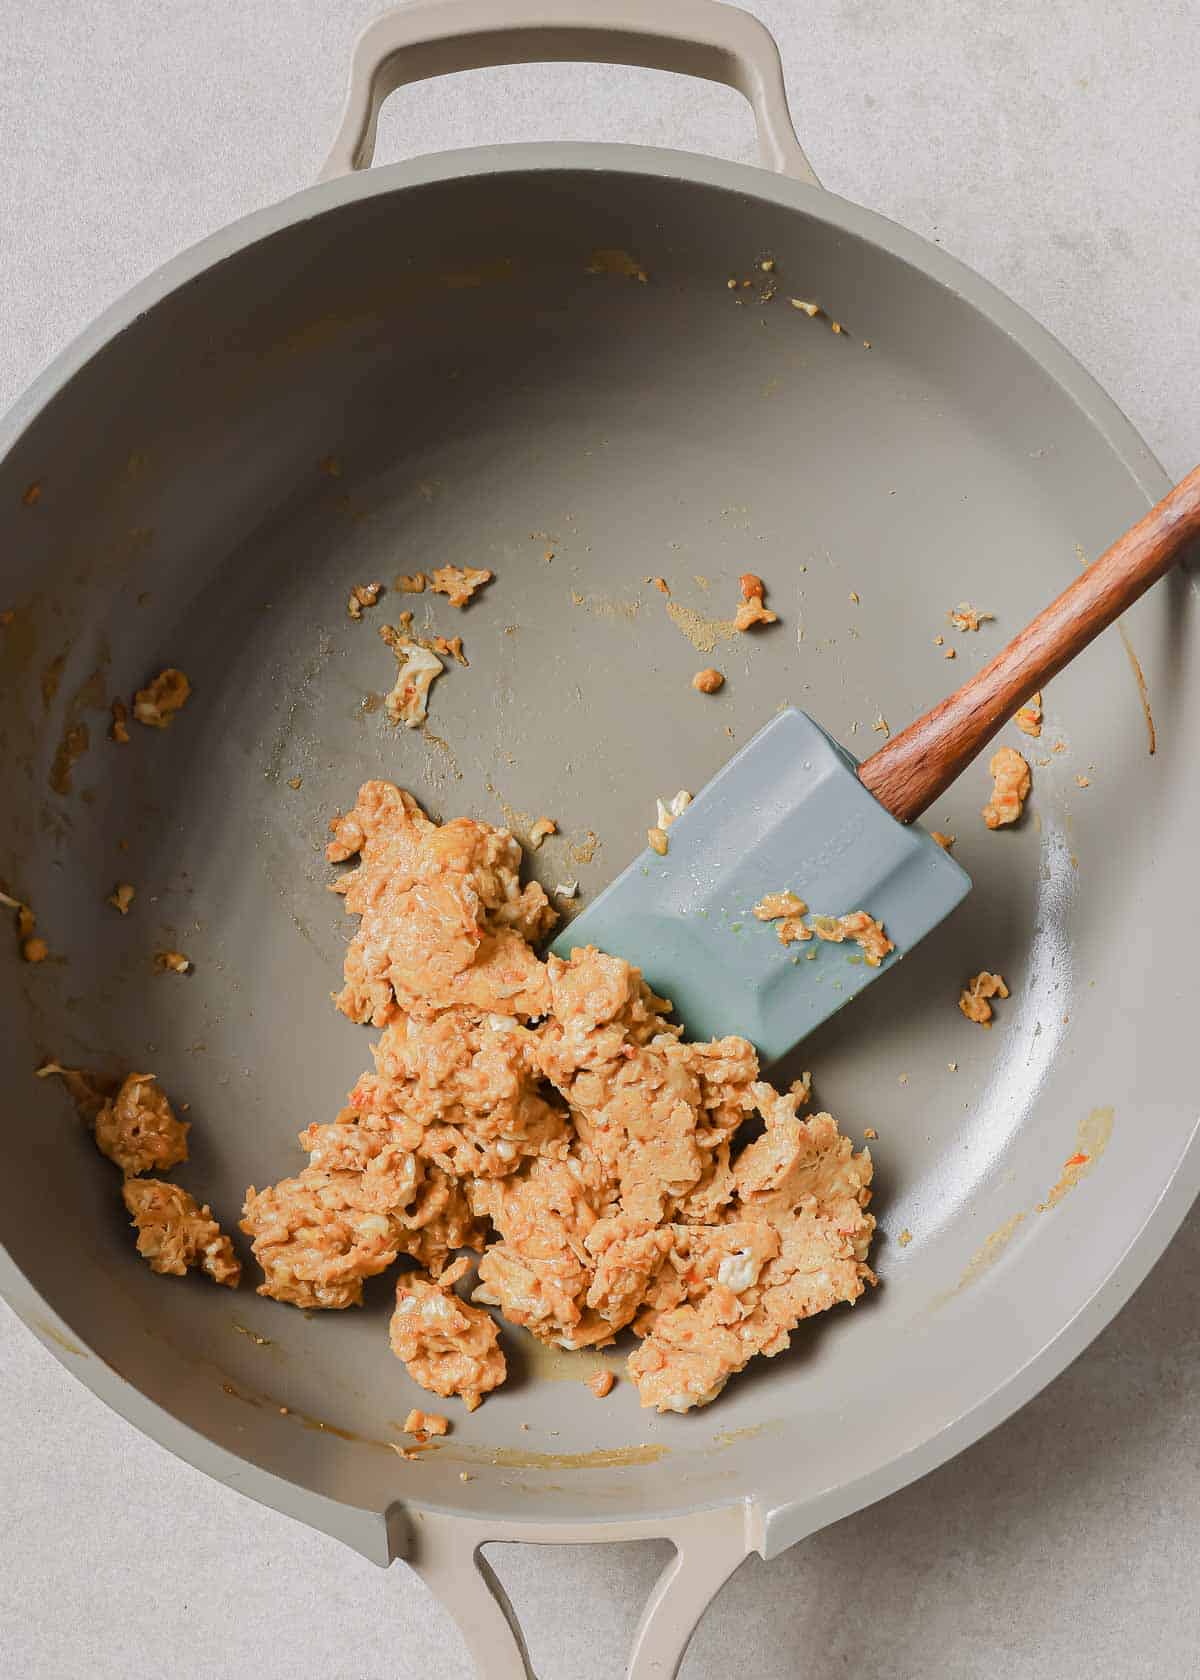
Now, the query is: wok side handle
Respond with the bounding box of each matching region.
[625,1507,751,1679]
[400,1513,535,1679]
[396,1503,755,1679]
[318,0,819,185]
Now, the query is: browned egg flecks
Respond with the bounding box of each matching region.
[753,893,894,967]
[240,783,876,1413]
[348,581,383,620]
[133,668,191,729]
[1,888,50,963]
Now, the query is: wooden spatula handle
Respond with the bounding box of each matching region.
[857,464,1200,825]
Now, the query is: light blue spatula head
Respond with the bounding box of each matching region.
[550,708,970,1064]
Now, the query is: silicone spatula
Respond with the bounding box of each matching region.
[551,467,1200,1061]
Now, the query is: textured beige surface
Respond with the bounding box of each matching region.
[2,0,1198,1674]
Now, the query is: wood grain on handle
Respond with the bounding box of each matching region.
[858,464,1200,824]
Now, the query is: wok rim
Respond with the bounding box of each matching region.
[1,141,1195,1560]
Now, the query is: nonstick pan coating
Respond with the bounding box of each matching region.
[1,148,1196,1567]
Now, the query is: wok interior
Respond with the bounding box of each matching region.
[0,160,1193,1540]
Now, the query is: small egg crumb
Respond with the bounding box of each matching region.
[692,667,724,694]
[107,883,135,915]
[347,581,382,620]
[153,950,191,975]
[287,776,303,790]
[753,890,808,923]
[931,831,955,850]
[849,591,860,605]
[429,565,493,609]
[864,1127,879,1140]
[933,635,944,646]
[982,747,1031,829]
[654,791,692,838]
[948,603,995,633]
[527,817,557,850]
[947,1062,958,1072]
[944,646,956,659]
[790,299,820,317]
[3,891,50,963]
[652,577,670,595]
[133,668,191,730]
[403,1408,449,1438]
[588,1370,615,1398]
[1014,691,1043,739]
[729,594,776,631]
[1075,774,1091,789]
[431,634,468,667]
[396,573,426,593]
[898,1229,913,1248]
[959,970,1009,1026]
[898,1073,908,1086]
[110,700,131,744]
[648,827,669,856]
[871,715,890,736]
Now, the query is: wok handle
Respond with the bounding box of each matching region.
[858,463,1200,824]
[396,1503,754,1678]
[318,0,818,185]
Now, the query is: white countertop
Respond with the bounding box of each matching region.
[2,3,1198,1675]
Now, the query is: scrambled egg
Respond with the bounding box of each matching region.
[242,784,876,1411]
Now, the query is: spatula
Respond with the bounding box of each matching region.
[551,466,1200,1061]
